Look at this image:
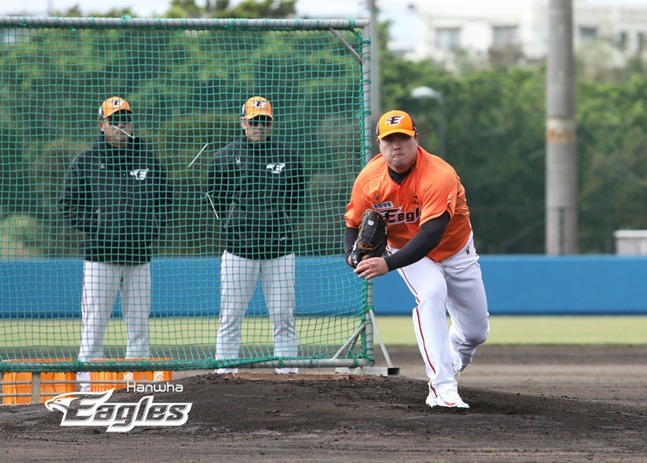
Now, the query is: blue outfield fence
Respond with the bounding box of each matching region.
[2,255,647,317]
[0,257,361,318]
[374,255,647,315]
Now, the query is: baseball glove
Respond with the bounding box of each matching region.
[350,209,388,268]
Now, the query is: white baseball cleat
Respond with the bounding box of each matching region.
[215,368,239,374]
[426,389,470,408]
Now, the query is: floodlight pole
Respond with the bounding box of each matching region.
[410,86,446,158]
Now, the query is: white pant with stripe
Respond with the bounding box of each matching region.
[391,232,489,397]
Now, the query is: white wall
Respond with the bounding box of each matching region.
[409,0,647,63]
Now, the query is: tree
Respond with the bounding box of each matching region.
[166,0,296,19]
[2,11,646,256]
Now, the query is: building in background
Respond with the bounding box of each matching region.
[409,0,647,66]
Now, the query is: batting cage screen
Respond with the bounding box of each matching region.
[0,16,377,376]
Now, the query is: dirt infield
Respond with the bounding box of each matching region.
[1,345,646,463]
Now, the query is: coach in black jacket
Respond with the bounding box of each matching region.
[59,96,172,391]
[207,96,305,374]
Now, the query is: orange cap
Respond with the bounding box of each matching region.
[241,96,273,120]
[376,110,417,139]
[98,96,132,119]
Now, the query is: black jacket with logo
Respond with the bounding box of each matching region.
[59,135,173,264]
[207,137,305,260]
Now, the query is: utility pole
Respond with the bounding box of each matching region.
[546,0,577,254]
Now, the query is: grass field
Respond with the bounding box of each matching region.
[1,316,646,349]
[376,315,647,345]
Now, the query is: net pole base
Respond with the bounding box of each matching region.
[334,366,400,376]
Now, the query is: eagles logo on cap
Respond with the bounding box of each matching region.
[98,96,132,119]
[376,110,417,139]
[241,96,273,120]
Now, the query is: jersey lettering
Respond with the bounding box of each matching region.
[372,201,394,209]
[381,206,421,225]
[266,163,286,174]
[129,169,149,180]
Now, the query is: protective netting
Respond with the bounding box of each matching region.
[0,17,373,374]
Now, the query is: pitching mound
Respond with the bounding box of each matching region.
[1,345,645,462]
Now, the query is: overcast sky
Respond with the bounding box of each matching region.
[0,0,404,20]
[2,0,646,16]
[2,0,646,17]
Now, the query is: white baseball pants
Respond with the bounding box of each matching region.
[392,232,489,397]
[77,261,152,391]
[216,251,298,374]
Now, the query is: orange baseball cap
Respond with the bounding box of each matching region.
[98,96,132,119]
[241,96,273,120]
[376,110,417,139]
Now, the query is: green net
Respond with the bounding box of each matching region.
[0,17,373,374]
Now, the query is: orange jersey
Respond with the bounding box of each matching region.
[345,147,472,262]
